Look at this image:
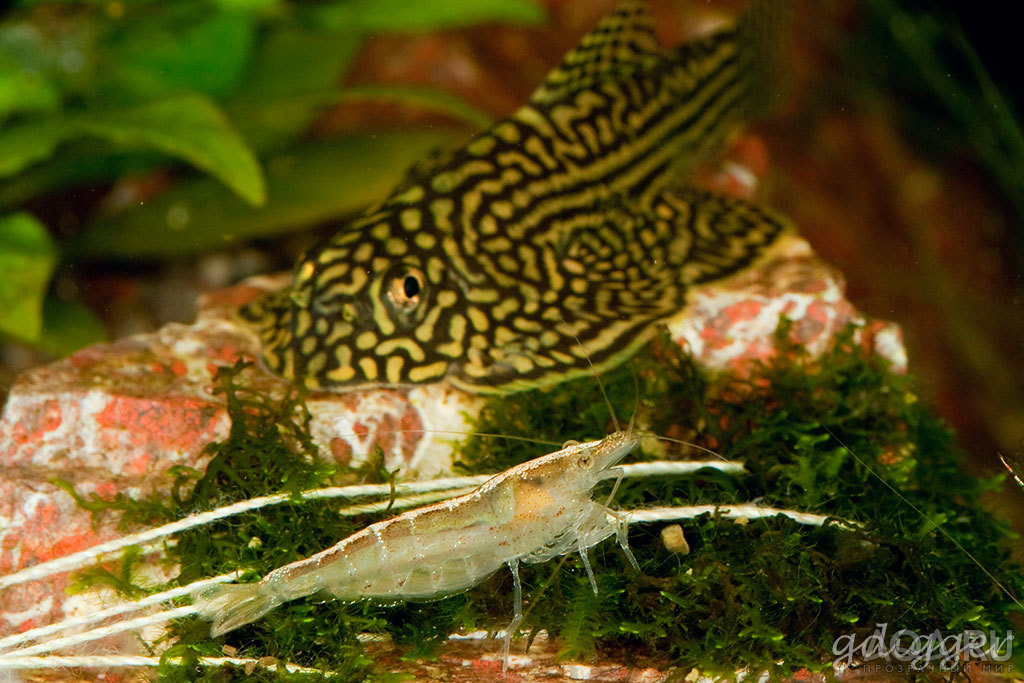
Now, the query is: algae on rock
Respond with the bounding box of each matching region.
[68,327,1024,681]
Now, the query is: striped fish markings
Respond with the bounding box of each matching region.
[242,0,793,393]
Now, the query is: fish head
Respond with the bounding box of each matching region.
[240,215,463,390]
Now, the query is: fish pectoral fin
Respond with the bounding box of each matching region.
[529,0,662,105]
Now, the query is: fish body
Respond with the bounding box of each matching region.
[193,431,639,637]
[242,0,792,393]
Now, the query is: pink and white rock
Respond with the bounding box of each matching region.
[670,235,906,375]
[0,235,904,656]
[0,233,905,683]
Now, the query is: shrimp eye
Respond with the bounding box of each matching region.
[575,454,594,470]
[387,268,424,312]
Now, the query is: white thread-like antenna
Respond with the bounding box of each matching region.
[558,315,620,432]
[628,361,639,437]
[0,461,740,595]
[0,654,335,675]
[0,499,844,664]
[824,426,1024,613]
[0,572,236,653]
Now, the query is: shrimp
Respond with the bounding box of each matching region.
[193,430,641,665]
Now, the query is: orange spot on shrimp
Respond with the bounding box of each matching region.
[512,482,555,521]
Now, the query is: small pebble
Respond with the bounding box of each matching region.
[661,524,689,555]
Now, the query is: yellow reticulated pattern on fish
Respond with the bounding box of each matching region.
[240,0,793,394]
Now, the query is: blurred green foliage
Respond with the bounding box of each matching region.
[855,0,1024,266]
[0,0,542,352]
[0,212,56,343]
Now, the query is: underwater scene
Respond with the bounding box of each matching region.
[0,0,1022,681]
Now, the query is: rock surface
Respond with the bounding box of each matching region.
[0,235,904,676]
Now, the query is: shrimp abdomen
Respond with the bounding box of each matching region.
[323,524,510,600]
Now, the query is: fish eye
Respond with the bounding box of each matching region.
[403,275,420,299]
[387,268,424,312]
[575,454,593,470]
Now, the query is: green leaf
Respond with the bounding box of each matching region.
[946,604,984,630]
[75,95,266,204]
[70,128,469,259]
[224,27,363,152]
[337,84,494,129]
[38,296,107,358]
[0,94,265,205]
[0,55,61,121]
[0,142,163,207]
[310,0,545,33]
[0,117,65,176]
[210,0,282,12]
[102,9,255,99]
[0,213,57,343]
[916,511,949,539]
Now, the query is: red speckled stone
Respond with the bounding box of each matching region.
[0,243,904,654]
[0,141,907,679]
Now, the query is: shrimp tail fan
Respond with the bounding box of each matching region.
[193,582,282,637]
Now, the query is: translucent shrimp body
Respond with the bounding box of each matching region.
[193,431,640,654]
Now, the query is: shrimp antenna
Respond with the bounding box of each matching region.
[825,425,1024,613]
[653,434,731,464]
[399,429,560,448]
[559,316,620,433]
[628,361,639,437]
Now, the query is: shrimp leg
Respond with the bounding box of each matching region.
[612,510,640,572]
[602,466,625,507]
[601,466,640,569]
[577,535,599,594]
[501,557,523,671]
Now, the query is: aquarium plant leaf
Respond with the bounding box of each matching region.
[223,27,364,153]
[0,142,165,208]
[0,212,57,343]
[0,27,364,204]
[0,54,60,121]
[334,84,494,129]
[0,94,265,205]
[69,128,468,259]
[100,8,256,100]
[37,296,107,358]
[310,0,544,33]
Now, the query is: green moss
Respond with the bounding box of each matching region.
[455,325,1024,677]
[67,333,1024,680]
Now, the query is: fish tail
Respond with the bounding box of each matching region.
[649,0,793,184]
[193,582,283,637]
[736,0,793,118]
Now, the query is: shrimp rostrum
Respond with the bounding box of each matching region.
[193,431,641,661]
